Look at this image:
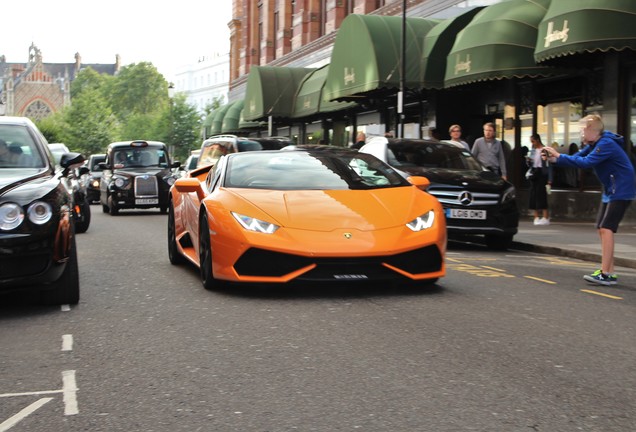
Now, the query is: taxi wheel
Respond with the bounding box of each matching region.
[168,203,186,265]
[198,215,217,290]
[108,196,119,216]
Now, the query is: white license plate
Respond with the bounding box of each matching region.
[136,198,159,205]
[447,208,486,220]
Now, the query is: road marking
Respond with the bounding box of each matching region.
[581,289,623,300]
[62,370,79,415]
[61,305,71,312]
[62,334,73,352]
[481,265,505,272]
[524,276,557,284]
[447,263,515,278]
[0,397,53,432]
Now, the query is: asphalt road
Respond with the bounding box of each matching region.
[1,209,635,432]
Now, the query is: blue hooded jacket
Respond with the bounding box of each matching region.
[555,131,636,202]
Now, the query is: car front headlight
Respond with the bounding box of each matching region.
[27,201,53,225]
[502,185,516,203]
[114,177,126,188]
[0,202,25,230]
[165,176,177,186]
[406,210,436,232]
[91,179,100,188]
[231,212,279,234]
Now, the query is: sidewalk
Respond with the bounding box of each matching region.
[511,219,636,270]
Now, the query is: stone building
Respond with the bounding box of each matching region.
[0,44,120,120]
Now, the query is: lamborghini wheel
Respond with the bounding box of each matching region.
[168,202,186,265]
[198,214,217,290]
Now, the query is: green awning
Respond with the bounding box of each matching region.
[421,7,483,89]
[243,66,313,121]
[221,100,243,133]
[210,102,235,135]
[323,14,440,102]
[535,0,636,62]
[292,65,357,119]
[445,0,557,88]
[238,108,267,130]
[202,110,216,138]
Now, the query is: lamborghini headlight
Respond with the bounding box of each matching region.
[231,212,279,234]
[406,210,435,232]
[0,202,25,230]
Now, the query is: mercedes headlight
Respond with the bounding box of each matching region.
[231,212,279,234]
[502,185,516,203]
[27,201,53,225]
[0,203,25,230]
[406,210,435,231]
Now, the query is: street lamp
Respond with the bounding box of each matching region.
[398,0,406,138]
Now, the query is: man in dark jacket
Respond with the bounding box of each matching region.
[544,114,636,286]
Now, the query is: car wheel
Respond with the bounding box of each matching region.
[485,234,513,250]
[108,196,119,216]
[198,214,217,290]
[39,232,80,305]
[75,198,91,233]
[168,202,186,265]
[102,202,109,213]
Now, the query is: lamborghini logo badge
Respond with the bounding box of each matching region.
[344,233,352,239]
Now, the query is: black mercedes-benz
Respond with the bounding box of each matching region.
[360,137,519,250]
[99,140,180,215]
[0,116,84,304]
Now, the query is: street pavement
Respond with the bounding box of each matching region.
[511,218,636,270]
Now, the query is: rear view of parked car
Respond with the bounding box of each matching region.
[0,116,83,304]
[100,140,180,215]
[360,137,519,250]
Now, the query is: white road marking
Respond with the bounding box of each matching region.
[62,370,79,415]
[62,334,73,352]
[0,397,53,432]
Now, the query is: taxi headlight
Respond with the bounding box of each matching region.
[165,176,176,186]
[91,179,100,188]
[0,203,25,230]
[114,177,126,188]
[406,210,435,231]
[27,201,53,225]
[231,212,279,234]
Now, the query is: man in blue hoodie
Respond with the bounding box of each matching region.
[543,115,636,286]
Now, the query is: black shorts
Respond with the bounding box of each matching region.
[595,200,632,233]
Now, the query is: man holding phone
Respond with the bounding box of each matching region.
[543,114,636,286]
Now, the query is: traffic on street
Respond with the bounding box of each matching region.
[1,209,635,431]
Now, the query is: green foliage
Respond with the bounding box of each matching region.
[60,87,119,155]
[40,61,203,159]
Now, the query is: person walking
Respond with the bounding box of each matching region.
[447,124,470,151]
[472,122,507,180]
[543,114,636,286]
[527,134,552,225]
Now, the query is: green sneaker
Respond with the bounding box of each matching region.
[583,270,617,286]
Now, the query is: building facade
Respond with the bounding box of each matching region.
[173,52,230,114]
[221,0,636,221]
[0,44,120,120]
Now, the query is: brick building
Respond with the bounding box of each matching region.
[0,44,120,120]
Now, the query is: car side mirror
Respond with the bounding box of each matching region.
[171,161,181,169]
[97,162,108,170]
[78,166,90,176]
[407,175,430,190]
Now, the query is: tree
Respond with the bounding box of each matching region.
[109,62,169,119]
[59,87,119,155]
[156,93,202,161]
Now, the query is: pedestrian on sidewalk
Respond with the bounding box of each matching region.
[527,133,552,225]
[472,122,507,180]
[543,114,636,286]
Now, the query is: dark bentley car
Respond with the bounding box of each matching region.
[100,140,180,215]
[360,137,519,250]
[85,153,106,203]
[0,116,84,305]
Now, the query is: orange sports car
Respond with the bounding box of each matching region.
[168,147,446,289]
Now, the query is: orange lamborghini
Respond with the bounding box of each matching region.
[167,147,446,289]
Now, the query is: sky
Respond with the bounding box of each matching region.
[1,0,233,81]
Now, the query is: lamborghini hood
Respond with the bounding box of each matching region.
[228,186,437,231]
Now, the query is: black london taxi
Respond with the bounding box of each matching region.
[99,140,180,215]
[0,116,84,305]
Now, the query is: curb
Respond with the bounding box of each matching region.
[510,241,636,270]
